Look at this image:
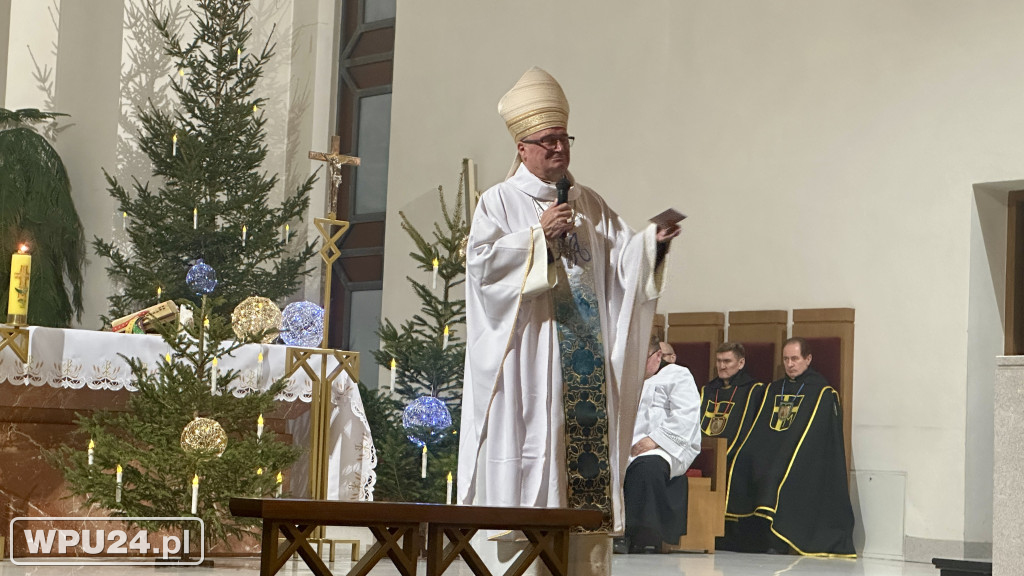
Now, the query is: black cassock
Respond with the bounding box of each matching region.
[699,369,764,467]
[721,367,855,557]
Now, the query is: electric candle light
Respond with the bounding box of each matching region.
[178,67,185,88]
[241,225,247,247]
[257,414,264,439]
[276,472,283,497]
[210,357,219,393]
[172,133,178,156]
[257,467,263,475]
[122,211,127,230]
[257,352,264,381]
[116,464,123,503]
[7,244,31,325]
[165,353,172,364]
[390,358,396,392]
[443,325,450,349]
[88,440,94,466]
[191,474,199,514]
[236,48,241,70]
[157,286,162,301]
[432,258,439,290]
[193,207,198,229]
[421,445,427,479]
[446,471,453,505]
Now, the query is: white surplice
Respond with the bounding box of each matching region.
[629,363,703,478]
[458,163,666,533]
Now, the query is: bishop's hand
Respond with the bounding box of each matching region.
[656,224,681,244]
[540,203,574,244]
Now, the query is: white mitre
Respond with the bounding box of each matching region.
[498,67,570,178]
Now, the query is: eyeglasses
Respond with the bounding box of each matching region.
[521,134,575,150]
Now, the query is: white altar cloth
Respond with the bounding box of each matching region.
[0,326,376,501]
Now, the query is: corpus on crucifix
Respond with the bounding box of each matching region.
[309,135,360,218]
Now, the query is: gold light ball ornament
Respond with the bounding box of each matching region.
[232,296,281,343]
[180,417,228,459]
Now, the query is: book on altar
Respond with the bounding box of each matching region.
[111,301,179,334]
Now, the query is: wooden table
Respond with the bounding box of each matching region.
[229,497,603,576]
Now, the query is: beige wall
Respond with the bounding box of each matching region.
[385,0,1024,558]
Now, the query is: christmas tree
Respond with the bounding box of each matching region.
[0,108,86,327]
[367,183,468,503]
[94,0,317,320]
[47,286,301,547]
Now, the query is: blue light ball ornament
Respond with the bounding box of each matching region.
[280,301,324,347]
[186,259,218,295]
[402,395,453,447]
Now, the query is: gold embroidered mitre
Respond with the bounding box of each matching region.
[498,67,569,142]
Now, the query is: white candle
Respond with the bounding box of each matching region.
[172,133,178,156]
[284,224,289,243]
[88,440,94,466]
[210,357,218,394]
[242,225,247,247]
[276,472,283,497]
[157,286,162,301]
[442,326,449,349]
[257,352,263,382]
[122,211,127,230]
[389,358,396,392]
[446,471,452,505]
[257,414,264,439]
[178,67,185,88]
[193,207,198,230]
[116,464,123,503]
[432,258,439,290]
[421,445,427,479]
[191,474,199,514]
[236,48,241,70]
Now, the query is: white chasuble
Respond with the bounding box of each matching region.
[458,163,666,533]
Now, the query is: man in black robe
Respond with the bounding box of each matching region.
[700,342,764,467]
[720,337,855,557]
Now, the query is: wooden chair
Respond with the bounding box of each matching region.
[652,314,666,342]
[727,310,788,383]
[791,308,855,472]
[670,437,727,554]
[666,312,725,387]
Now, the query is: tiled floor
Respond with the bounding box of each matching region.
[0,553,941,576]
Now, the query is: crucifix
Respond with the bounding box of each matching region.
[12,265,30,291]
[309,135,361,218]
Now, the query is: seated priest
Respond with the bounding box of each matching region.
[617,338,702,554]
[699,342,765,467]
[720,337,855,556]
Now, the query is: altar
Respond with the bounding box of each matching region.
[0,326,377,552]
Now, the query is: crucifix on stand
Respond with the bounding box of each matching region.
[277,137,363,559]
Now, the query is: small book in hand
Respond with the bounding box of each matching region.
[650,208,686,228]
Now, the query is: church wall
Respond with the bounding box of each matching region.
[1,0,337,324]
[385,0,1024,558]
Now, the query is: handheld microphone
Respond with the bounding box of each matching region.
[556,177,570,205]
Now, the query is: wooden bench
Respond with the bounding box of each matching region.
[229,497,603,576]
